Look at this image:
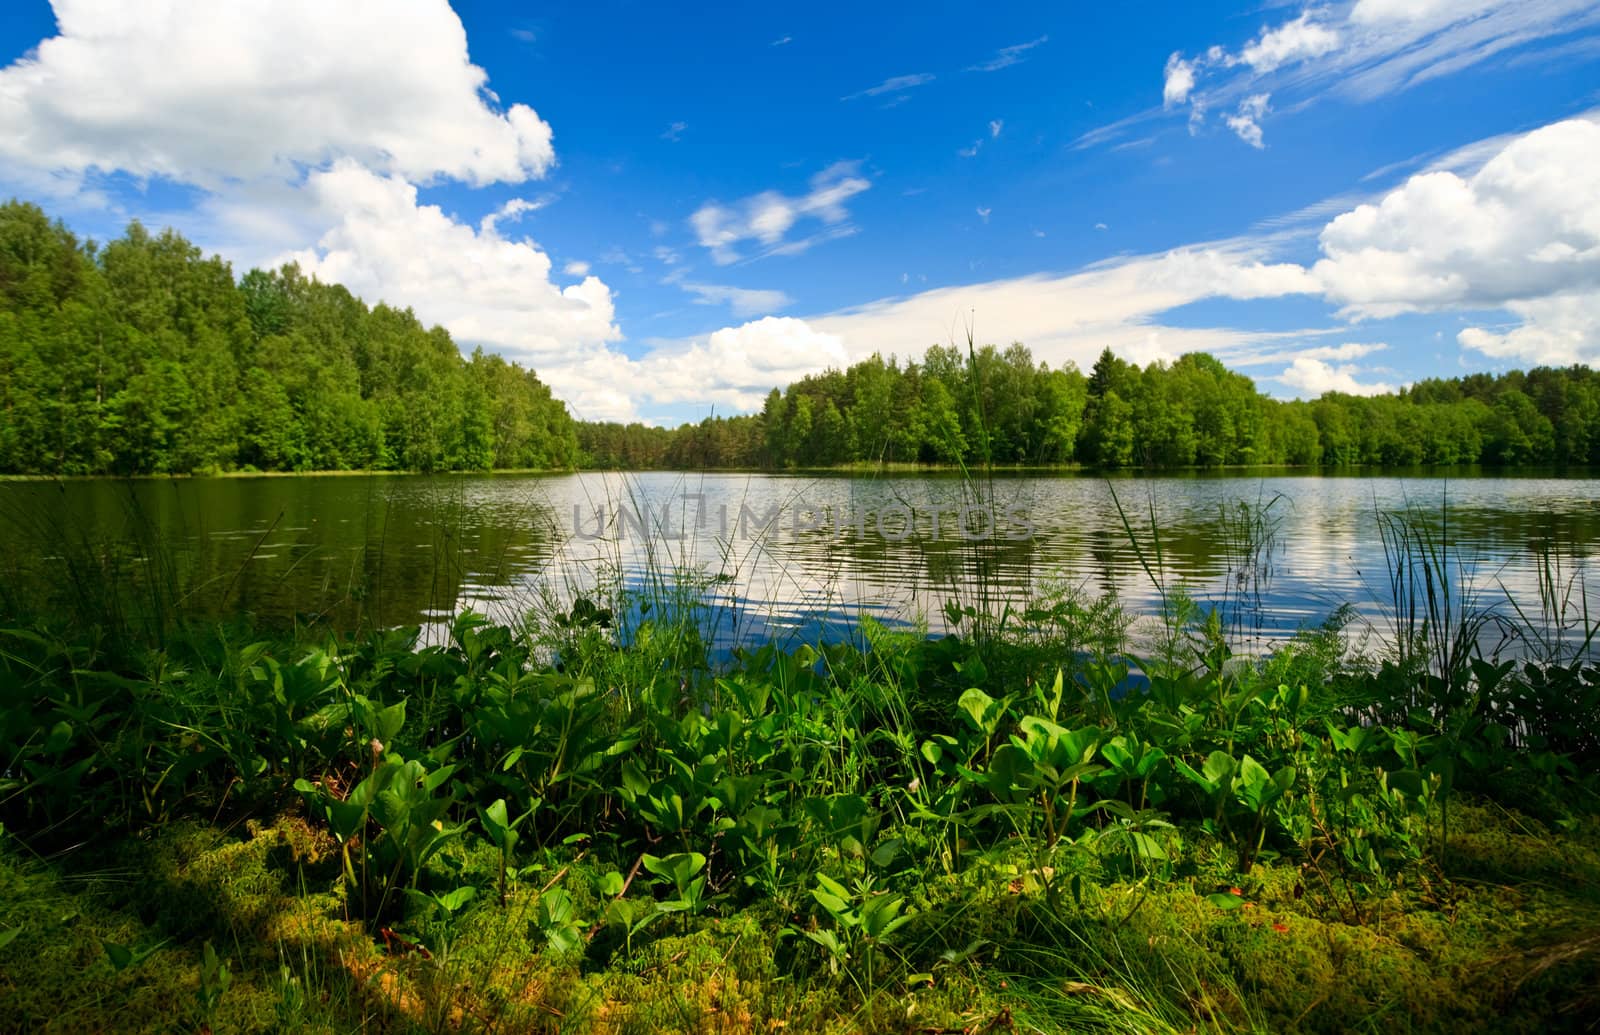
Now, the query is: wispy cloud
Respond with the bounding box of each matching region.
[770,34,792,47]
[689,162,871,264]
[841,72,935,101]
[661,120,687,142]
[966,36,1048,73]
[478,195,553,234]
[1131,0,1600,150]
[677,281,794,317]
[1081,1,1600,153]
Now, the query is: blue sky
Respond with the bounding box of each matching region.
[2,1,1598,423]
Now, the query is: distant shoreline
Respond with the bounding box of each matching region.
[3,461,1598,483]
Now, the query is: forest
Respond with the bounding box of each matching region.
[580,345,1600,470]
[4,198,1598,476]
[0,201,579,475]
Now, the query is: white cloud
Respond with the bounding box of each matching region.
[661,121,687,142]
[595,243,1328,417]
[1163,53,1196,107]
[564,260,591,277]
[958,141,983,158]
[0,0,555,192]
[966,36,1049,73]
[841,73,935,100]
[280,161,619,369]
[677,282,794,318]
[1238,12,1341,73]
[1349,0,1498,27]
[1127,1,1600,150]
[796,246,1321,374]
[1457,294,1600,366]
[1279,115,1600,368]
[989,119,1004,138]
[689,163,871,264]
[1232,342,1389,367]
[479,196,550,234]
[1312,119,1600,327]
[640,115,1599,415]
[634,318,851,412]
[1277,358,1400,396]
[1225,94,1271,148]
[976,207,992,223]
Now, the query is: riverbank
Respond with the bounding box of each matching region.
[2,600,1596,1033]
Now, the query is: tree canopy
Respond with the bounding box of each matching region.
[5,198,1597,477]
[0,200,578,475]
[579,344,1600,471]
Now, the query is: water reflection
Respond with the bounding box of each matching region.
[1,470,1596,657]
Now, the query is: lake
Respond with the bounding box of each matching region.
[2,469,1598,657]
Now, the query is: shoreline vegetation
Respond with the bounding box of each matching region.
[6,199,1600,479]
[5,460,1600,484]
[2,483,1598,1034]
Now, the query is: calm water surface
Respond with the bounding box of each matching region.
[3,470,1597,655]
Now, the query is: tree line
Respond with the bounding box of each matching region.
[0,200,578,475]
[5,198,1597,477]
[580,343,1600,470]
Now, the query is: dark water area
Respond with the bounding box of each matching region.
[2,468,1597,657]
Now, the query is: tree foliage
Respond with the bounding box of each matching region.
[577,342,1600,471]
[0,200,578,475]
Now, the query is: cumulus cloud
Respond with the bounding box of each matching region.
[1163,53,1196,107]
[633,318,852,412]
[0,0,555,192]
[689,163,871,264]
[1457,295,1600,366]
[1225,94,1271,148]
[279,161,619,367]
[1238,11,1341,72]
[1310,118,1600,365]
[1277,358,1400,396]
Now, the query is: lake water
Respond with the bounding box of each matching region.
[2,470,1597,657]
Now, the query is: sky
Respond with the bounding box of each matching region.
[1,1,1598,425]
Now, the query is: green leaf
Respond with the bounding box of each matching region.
[957,687,1001,736]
